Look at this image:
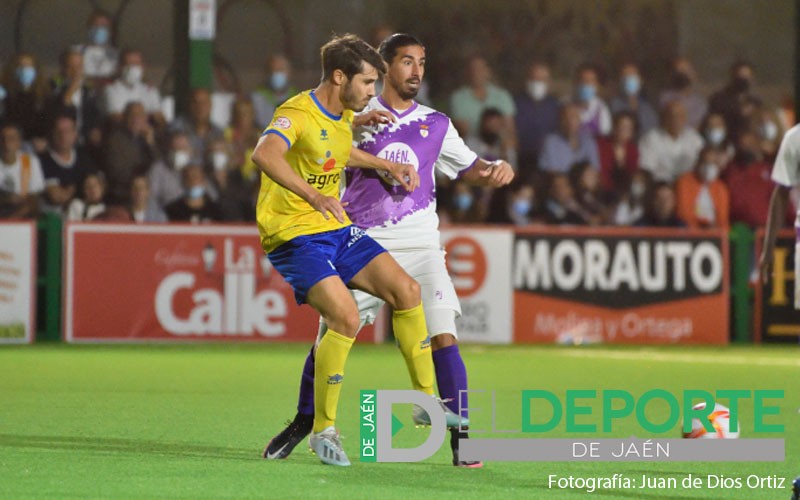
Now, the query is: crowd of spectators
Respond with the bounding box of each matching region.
[0,11,793,230]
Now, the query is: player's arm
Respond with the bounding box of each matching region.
[346,147,419,191]
[758,183,791,283]
[461,158,515,187]
[251,133,347,222]
[352,110,394,128]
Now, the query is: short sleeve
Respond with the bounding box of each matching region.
[435,118,479,179]
[263,107,307,149]
[772,125,800,187]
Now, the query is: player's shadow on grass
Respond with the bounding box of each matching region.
[0,433,254,460]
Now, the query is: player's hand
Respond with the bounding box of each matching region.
[478,160,515,187]
[309,193,348,223]
[353,110,395,128]
[383,161,419,191]
[758,250,772,285]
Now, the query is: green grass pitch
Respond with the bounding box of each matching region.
[0,343,798,499]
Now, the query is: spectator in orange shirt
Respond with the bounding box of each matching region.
[675,146,729,229]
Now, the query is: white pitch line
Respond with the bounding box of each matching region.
[552,349,800,368]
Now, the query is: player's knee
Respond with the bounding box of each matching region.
[324,306,361,338]
[431,333,457,350]
[391,276,420,310]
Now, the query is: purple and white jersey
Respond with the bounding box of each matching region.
[343,96,478,250]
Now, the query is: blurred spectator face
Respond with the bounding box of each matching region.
[120,51,144,86]
[731,63,754,91]
[620,63,641,96]
[62,51,83,82]
[578,165,600,192]
[653,184,676,220]
[467,56,491,88]
[670,57,695,90]
[526,63,550,101]
[452,182,474,212]
[613,114,636,143]
[51,116,78,153]
[559,104,582,137]
[208,140,229,173]
[130,176,149,206]
[755,110,781,144]
[628,171,648,200]
[123,102,148,134]
[551,174,574,204]
[182,165,207,199]
[231,99,256,128]
[663,101,687,136]
[168,134,192,171]
[736,130,762,163]
[15,54,37,90]
[509,184,535,219]
[87,12,112,46]
[269,55,291,91]
[0,126,22,164]
[189,89,212,125]
[576,67,599,102]
[478,110,504,145]
[695,149,721,183]
[83,174,105,204]
[704,113,727,146]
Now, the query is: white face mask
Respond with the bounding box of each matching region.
[761,121,778,141]
[122,65,143,86]
[527,80,547,100]
[171,150,190,170]
[701,163,719,183]
[212,151,228,171]
[630,181,645,198]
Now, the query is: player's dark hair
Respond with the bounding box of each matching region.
[320,33,385,81]
[378,33,424,64]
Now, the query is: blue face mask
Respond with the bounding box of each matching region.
[16,66,36,88]
[89,26,110,45]
[187,185,205,200]
[512,199,531,216]
[623,75,641,96]
[578,84,596,102]
[705,127,726,145]
[454,192,473,211]
[270,71,288,90]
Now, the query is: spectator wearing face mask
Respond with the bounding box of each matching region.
[103,49,164,126]
[514,61,560,175]
[76,10,119,83]
[206,138,251,221]
[466,107,517,166]
[659,57,707,129]
[572,63,611,137]
[752,108,783,161]
[612,169,651,226]
[708,60,762,140]
[147,131,194,210]
[165,164,223,223]
[441,181,485,224]
[251,54,299,129]
[609,63,658,137]
[675,147,729,229]
[721,130,774,228]
[494,182,541,226]
[170,87,224,165]
[699,111,734,165]
[1,53,50,151]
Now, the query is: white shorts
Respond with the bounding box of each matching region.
[319,247,461,338]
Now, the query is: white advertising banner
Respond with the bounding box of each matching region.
[0,222,36,344]
[441,228,513,344]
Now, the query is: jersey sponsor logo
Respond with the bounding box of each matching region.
[272,116,291,129]
[306,172,339,189]
[375,143,420,187]
[320,129,329,141]
[347,226,366,248]
[328,373,344,384]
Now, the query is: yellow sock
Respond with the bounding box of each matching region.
[313,329,354,433]
[393,303,434,395]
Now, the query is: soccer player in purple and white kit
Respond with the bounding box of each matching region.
[264,34,514,467]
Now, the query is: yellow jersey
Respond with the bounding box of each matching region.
[256,90,355,253]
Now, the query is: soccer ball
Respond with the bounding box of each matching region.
[682,402,739,439]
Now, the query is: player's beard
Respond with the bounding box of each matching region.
[393,77,420,100]
[342,80,369,112]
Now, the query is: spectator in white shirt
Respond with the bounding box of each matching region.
[638,100,703,183]
[103,49,164,127]
[0,122,44,218]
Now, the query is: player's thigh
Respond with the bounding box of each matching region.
[348,252,420,310]
[306,275,361,337]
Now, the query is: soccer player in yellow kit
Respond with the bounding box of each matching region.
[252,34,434,466]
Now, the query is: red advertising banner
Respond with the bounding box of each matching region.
[64,223,374,343]
[512,226,729,345]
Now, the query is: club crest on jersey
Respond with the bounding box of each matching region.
[273,116,291,129]
[320,129,329,141]
[419,124,429,138]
